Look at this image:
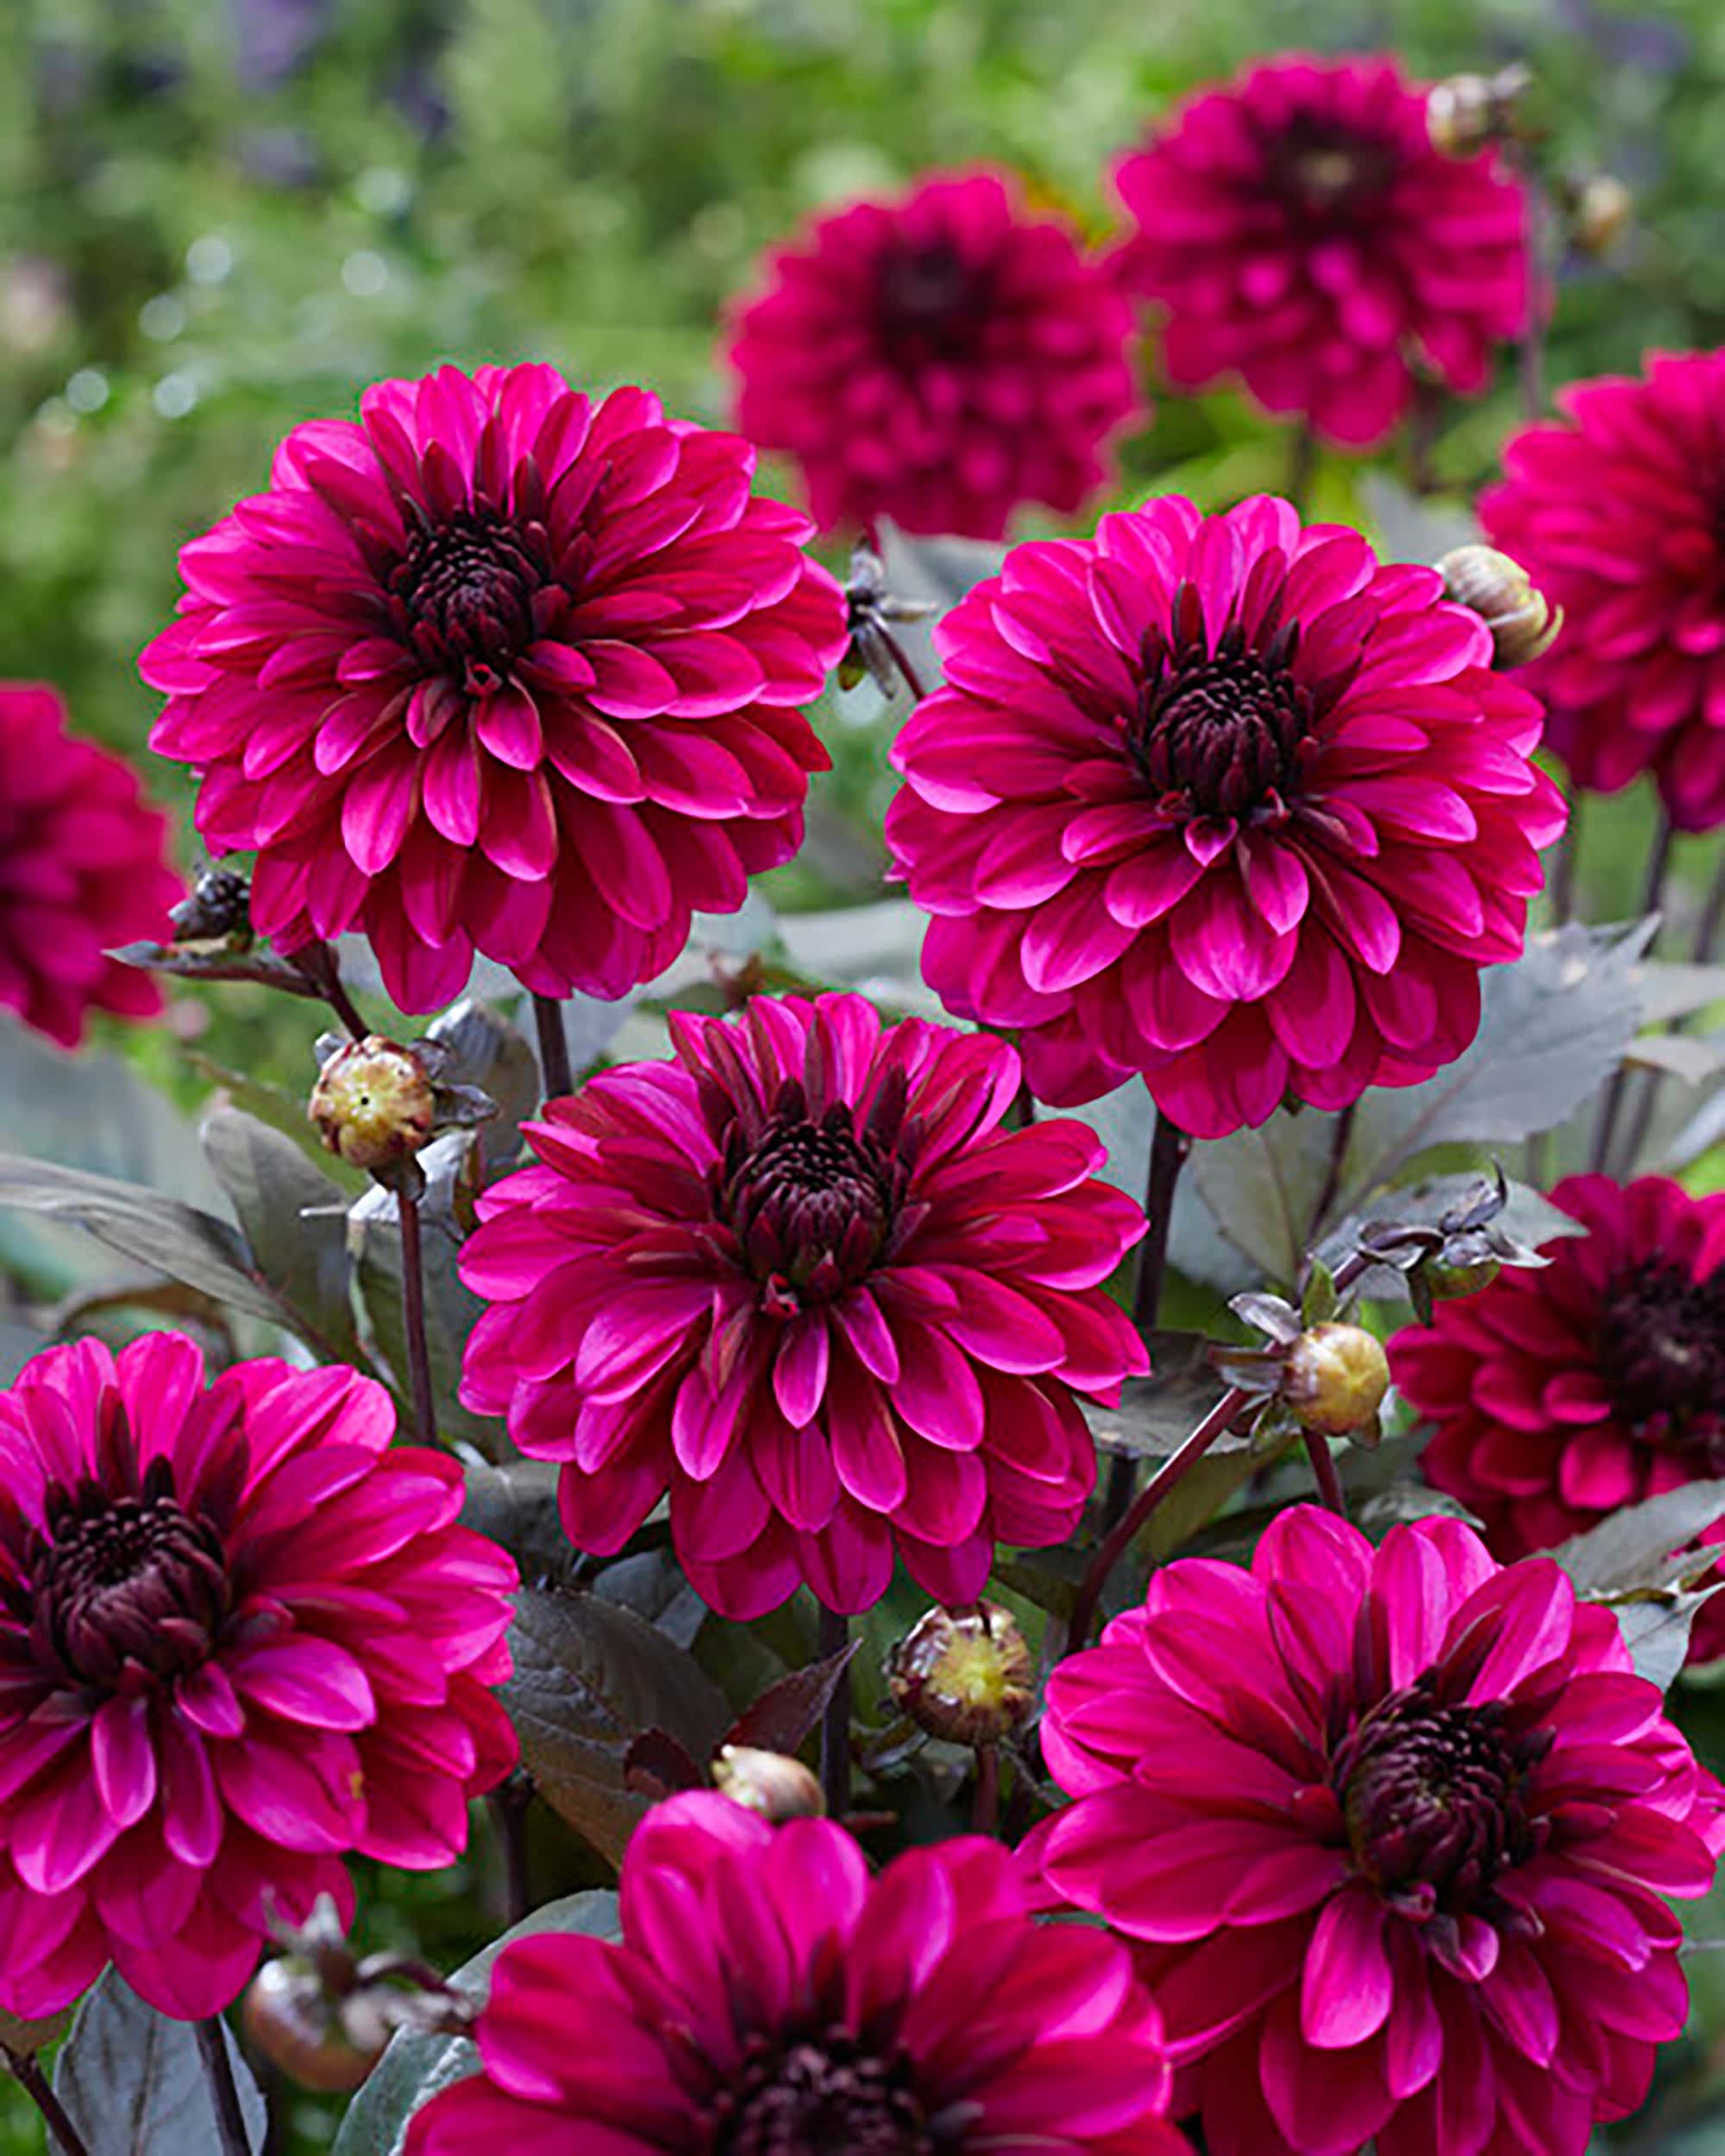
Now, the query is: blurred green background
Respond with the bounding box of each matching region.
[3,0,1724,2147]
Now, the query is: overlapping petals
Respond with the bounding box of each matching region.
[0,1334,518,2020]
[1396,1174,1725,1658]
[459,992,1146,1617]
[1031,1505,1724,2155]
[887,492,1565,1138]
[730,167,1141,541]
[142,362,846,1012]
[0,684,179,1048]
[1113,54,1527,447]
[405,1789,1189,2156]
[1481,349,1725,831]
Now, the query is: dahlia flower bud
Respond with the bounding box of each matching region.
[887,1601,1034,1745]
[839,543,937,699]
[242,1955,385,2095]
[1567,171,1633,257]
[1417,1252,1502,1303]
[1436,543,1563,668]
[242,1895,471,2093]
[712,1745,825,1821]
[169,864,253,950]
[1426,64,1530,157]
[1281,1322,1391,1438]
[310,1035,436,1171]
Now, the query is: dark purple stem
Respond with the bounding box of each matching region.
[1302,1428,1348,1514]
[818,1603,850,1819]
[877,627,929,704]
[1101,1111,1190,1533]
[1590,814,1675,1175]
[971,1743,1000,1835]
[3,2046,93,2156]
[398,1186,437,1446]
[196,2018,254,2156]
[532,993,574,1102]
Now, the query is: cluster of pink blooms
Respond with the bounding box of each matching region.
[4,35,1725,2156]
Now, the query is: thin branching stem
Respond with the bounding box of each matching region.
[398,1185,437,1446]
[818,1604,850,1820]
[3,2046,92,2156]
[532,993,574,1102]
[196,2018,254,2156]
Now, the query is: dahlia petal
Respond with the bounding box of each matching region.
[1302,1893,1394,2051]
[91,1696,158,1830]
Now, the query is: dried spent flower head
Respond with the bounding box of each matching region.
[1436,544,1564,668]
[242,1957,385,2094]
[887,1599,1035,1745]
[712,1745,825,1821]
[1426,64,1532,156]
[1282,1322,1391,1437]
[169,865,253,950]
[310,1035,437,1171]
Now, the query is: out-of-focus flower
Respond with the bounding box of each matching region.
[0,1335,518,2021]
[1562,172,1634,258]
[1396,1173,1725,1658]
[887,1598,1035,1745]
[730,167,1141,541]
[1425,64,1531,158]
[1481,349,1725,831]
[405,1789,1189,2156]
[1032,1504,1724,2154]
[459,992,1147,1616]
[1112,54,1528,448]
[142,363,845,1012]
[887,494,1565,1137]
[0,685,179,1048]
[711,1745,825,1821]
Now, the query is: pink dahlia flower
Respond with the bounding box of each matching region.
[0,1333,518,2021]
[728,167,1141,542]
[1113,55,1528,447]
[1480,349,1725,832]
[141,363,846,1012]
[886,493,1565,1138]
[1032,1504,1725,2155]
[1396,1173,1725,1660]
[0,683,179,1048]
[459,992,1147,1616]
[405,1787,1189,2156]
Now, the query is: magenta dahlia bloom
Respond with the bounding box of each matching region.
[728,167,1141,542]
[1032,1504,1725,2155]
[886,493,1565,1138]
[141,364,846,1012]
[0,683,179,1048]
[0,1333,518,2021]
[1113,55,1528,447]
[1396,1174,1725,1660]
[460,992,1146,1616]
[1481,350,1725,832]
[406,1787,1189,2156]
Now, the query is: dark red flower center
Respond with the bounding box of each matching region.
[1600,1259,1725,1453]
[710,2032,948,2156]
[1333,1674,1546,1916]
[388,498,552,694]
[1132,587,1314,821]
[875,237,988,360]
[1264,117,1400,227]
[721,1077,904,1306]
[29,1459,227,1689]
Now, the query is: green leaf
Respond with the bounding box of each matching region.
[1545,1481,1725,1597]
[1612,1587,1724,1692]
[1082,1334,1247,1461]
[500,1587,731,1863]
[330,1892,621,2156]
[422,999,541,1168]
[0,1151,285,1326]
[53,1969,265,2156]
[459,1460,572,1588]
[201,1106,363,1363]
[1187,1109,1346,1288]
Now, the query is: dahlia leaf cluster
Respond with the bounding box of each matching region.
[6,34,1725,2156]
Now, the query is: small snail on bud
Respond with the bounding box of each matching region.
[1436,545,1563,669]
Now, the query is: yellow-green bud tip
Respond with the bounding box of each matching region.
[1282,1323,1392,1438]
[887,1601,1034,1746]
[309,1036,436,1171]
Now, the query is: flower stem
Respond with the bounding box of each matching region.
[970,1742,1000,1835]
[196,2018,254,2156]
[532,993,574,1102]
[1516,166,1548,420]
[3,2045,93,2156]
[1308,1100,1356,1247]
[1590,813,1675,1175]
[1549,788,1581,925]
[1101,1110,1191,1534]
[489,1774,532,1927]
[398,1185,437,1445]
[818,1604,850,1819]
[1286,423,1318,515]
[877,626,929,703]
[286,940,367,1040]
[1302,1428,1348,1514]
[1067,1385,1249,1654]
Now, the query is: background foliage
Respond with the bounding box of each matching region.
[3,0,1725,2148]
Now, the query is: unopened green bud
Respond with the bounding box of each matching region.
[887,1601,1034,1746]
[1283,1323,1391,1438]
